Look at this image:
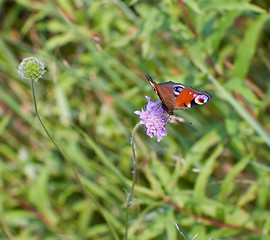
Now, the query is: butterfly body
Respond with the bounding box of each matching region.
[146,75,211,114]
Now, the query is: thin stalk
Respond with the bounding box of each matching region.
[30,79,119,240]
[30,79,84,194]
[124,122,141,240]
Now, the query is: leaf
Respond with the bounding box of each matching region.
[218,158,250,201]
[28,167,57,222]
[183,0,203,14]
[210,11,240,51]
[194,144,224,197]
[180,128,222,176]
[44,32,75,50]
[55,83,72,125]
[237,184,258,207]
[231,14,270,79]
[200,0,266,13]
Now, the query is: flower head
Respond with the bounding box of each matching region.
[135,96,171,142]
[18,57,46,81]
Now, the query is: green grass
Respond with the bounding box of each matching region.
[1,0,270,239]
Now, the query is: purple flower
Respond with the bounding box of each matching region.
[134,96,171,142]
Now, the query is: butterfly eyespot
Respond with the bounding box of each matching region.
[195,94,209,105]
[173,86,184,97]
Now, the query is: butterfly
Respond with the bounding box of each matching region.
[146,74,212,115]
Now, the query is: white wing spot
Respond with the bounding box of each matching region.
[195,95,208,105]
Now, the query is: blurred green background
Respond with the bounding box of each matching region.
[1,0,270,239]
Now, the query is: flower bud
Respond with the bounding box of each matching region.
[18,57,46,81]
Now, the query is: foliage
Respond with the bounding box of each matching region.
[1,0,270,239]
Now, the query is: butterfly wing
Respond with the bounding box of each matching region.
[145,74,212,114]
[174,87,212,110]
[146,75,182,114]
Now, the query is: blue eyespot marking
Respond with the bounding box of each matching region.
[173,86,184,96]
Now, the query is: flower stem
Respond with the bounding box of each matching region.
[30,79,119,240]
[30,79,80,184]
[124,122,141,240]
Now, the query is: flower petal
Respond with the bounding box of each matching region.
[135,96,171,142]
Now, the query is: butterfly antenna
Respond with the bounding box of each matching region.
[186,119,192,125]
[170,115,192,125]
[181,118,192,125]
[145,74,151,80]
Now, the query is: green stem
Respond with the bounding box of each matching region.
[30,79,83,192]
[30,79,119,240]
[124,122,141,240]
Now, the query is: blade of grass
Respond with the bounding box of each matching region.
[200,67,270,148]
[231,14,269,79]
[194,144,224,197]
